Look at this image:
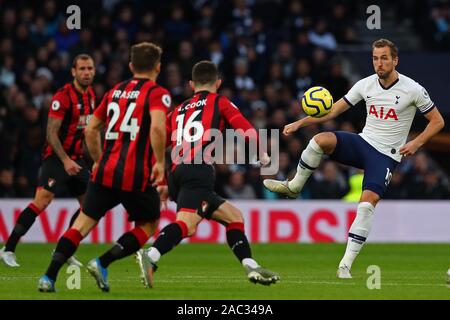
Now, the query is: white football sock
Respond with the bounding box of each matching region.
[288,138,324,192]
[339,202,375,269]
[242,258,259,269]
[147,247,161,263]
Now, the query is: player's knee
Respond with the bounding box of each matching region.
[185,222,198,237]
[223,207,244,225]
[313,132,337,155]
[175,218,198,237]
[231,207,244,223]
[360,190,380,206]
[33,192,54,211]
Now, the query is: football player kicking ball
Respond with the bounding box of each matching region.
[264,39,445,278]
[136,61,279,287]
[38,42,170,292]
[0,54,96,268]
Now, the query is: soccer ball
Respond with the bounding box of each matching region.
[301,86,333,118]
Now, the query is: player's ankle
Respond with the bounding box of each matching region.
[287,180,301,193]
[147,247,161,263]
[340,252,357,269]
[242,258,259,269]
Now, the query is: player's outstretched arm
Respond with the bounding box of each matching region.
[283,98,350,136]
[399,107,445,157]
[85,115,104,167]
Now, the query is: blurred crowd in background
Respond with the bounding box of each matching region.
[0,0,449,199]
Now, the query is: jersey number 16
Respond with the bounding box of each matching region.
[175,110,204,146]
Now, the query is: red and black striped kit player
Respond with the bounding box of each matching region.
[1,54,96,268]
[43,83,95,162]
[137,61,279,289]
[169,90,259,170]
[39,42,170,293]
[35,83,95,196]
[38,60,96,199]
[167,90,259,217]
[91,78,169,192]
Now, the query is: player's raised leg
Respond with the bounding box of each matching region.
[0,188,53,267]
[263,132,336,198]
[211,201,280,285]
[137,210,200,288]
[337,190,379,278]
[38,211,98,292]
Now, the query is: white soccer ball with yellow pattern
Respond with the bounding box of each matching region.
[301,86,334,118]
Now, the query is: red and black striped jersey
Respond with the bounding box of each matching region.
[168,91,258,170]
[92,77,171,192]
[43,83,96,160]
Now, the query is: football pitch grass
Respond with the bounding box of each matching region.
[0,243,449,300]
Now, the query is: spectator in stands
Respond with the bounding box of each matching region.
[309,161,349,199]
[308,19,337,51]
[224,170,256,199]
[292,58,313,100]
[0,168,15,197]
[419,170,450,199]
[430,3,450,50]
[384,172,409,199]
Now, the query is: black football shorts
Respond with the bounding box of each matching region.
[168,164,225,219]
[37,155,89,197]
[82,181,161,222]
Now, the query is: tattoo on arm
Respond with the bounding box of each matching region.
[46,117,69,162]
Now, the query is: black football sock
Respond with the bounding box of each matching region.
[45,229,82,281]
[152,221,187,256]
[98,227,149,268]
[226,222,252,262]
[68,209,81,228]
[5,204,41,252]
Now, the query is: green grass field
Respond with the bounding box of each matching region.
[0,243,449,300]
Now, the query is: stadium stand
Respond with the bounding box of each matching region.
[0,0,449,199]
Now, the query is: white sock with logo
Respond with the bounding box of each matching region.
[339,202,375,269]
[288,138,324,193]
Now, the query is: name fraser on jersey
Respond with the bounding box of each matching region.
[111,90,140,99]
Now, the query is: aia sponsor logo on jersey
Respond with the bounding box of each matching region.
[368,105,398,120]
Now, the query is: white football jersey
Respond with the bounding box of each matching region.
[343,72,434,162]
